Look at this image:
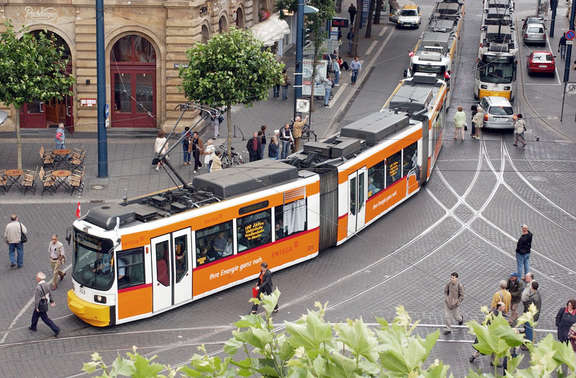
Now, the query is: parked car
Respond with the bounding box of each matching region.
[480,96,515,129]
[527,50,556,75]
[523,22,547,45]
[522,15,545,30]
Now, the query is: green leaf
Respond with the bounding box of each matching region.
[334,318,379,362]
[110,357,135,376]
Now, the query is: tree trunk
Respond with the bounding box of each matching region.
[309,41,320,113]
[226,104,232,158]
[365,0,375,38]
[374,0,382,24]
[351,0,362,57]
[15,106,22,170]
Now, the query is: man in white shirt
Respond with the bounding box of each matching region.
[4,214,27,268]
[48,234,66,289]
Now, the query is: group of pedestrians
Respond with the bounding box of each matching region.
[246,116,309,161]
[452,105,527,147]
[4,215,63,337]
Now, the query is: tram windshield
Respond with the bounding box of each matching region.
[72,229,115,291]
[478,57,514,84]
[412,64,445,75]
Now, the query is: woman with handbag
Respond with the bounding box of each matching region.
[29,272,60,337]
[250,262,279,314]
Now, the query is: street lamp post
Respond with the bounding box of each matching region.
[96,0,108,177]
[293,0,305,120]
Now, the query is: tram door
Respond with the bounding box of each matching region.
[172,229,192,304]
[347,167,367,236]
[151,235,172,312]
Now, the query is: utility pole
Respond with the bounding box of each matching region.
[550,0,558,37]
[96,0,108,177]
[560,0,576,121]
[293,0,304,119]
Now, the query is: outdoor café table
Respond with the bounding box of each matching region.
[52,170,71,191]
[5,169,23,191]
[52,149,71,166]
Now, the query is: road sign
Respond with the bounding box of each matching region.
[566,30,575,40]
[296,98,310,113]
[568,40,574,45]
[566,82,576,96]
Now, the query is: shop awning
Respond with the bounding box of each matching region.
[250,14,290,46]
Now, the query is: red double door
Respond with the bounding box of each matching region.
[111,65,156,128]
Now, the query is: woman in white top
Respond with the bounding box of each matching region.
[203,138,216,170]
[154,130,169,171]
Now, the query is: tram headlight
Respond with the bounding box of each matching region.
[480,85,488,89]
[504,86,511,90]
[94,295,107,304]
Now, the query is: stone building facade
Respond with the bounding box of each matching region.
[0,0,278,132]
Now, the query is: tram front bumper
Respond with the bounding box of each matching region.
[67,289,112,327]
[478,89,511,100]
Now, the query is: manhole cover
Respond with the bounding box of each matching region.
[91,184,105,190]
[529,176,546,182]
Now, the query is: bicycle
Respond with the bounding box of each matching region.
[217,144,245,168]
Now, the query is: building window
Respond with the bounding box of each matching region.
[403,142,419,180]
[196,221,234,266]
[368,160,386,197]
[237,209,272,252]
[117,248,145,290]
[201,25,210,43]
[111,35,156,64]
[275,199,307,241]
[219,16,228,33]
[386,151,402,187]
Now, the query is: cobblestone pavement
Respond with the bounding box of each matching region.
[2,0,576,377]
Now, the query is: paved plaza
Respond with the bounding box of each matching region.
[2,0,576,376]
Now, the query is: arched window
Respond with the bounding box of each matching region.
[111,35,156,63]
[201,24,210,43]
[236,8,245,28]
[219,16,228,33]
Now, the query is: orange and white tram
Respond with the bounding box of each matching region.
[67,72,448,327]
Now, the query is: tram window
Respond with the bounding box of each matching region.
[237,209,272,252]
[117,248,145,290]
[403,143,419,180]
[195,221,234,266]
[368,161,385,197]
[155,241,170,287]
[174,235,188,283]
[275,199,307,241]
[386,151,402,187]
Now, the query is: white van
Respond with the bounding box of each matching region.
[390,1,421,28]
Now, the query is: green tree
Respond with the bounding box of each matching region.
[179,28,283,156]
[0,23,75,169]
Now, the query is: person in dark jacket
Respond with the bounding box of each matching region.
[260,125,267,146]
[268,134,280,160]
[247,132,263,162]
[251,262,278,314]
[29,272,60,337]
[507,272,524,323]
[516,224,533,279]
[556,299,576,343]
[522,280,541,347]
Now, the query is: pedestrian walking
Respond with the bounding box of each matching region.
[490,280,512,314]
[292,115,308,152]
[350,56,362,85]
[507,272,524,323]
[48,235,66,290]
[453,106,467,142]
[444,272,464,334]
[470,105,478,137]
[189,131,204,173]
[332,58,341,86]
[247,132,263,162]
[279,124,294,159]
[472,106,484,140]
[181,127,191,166]
[211,151,223,172]
[29,272,60,337]
[323,75,333,107]
[559,34,567,60]
[203,138,215,170]
[4,214,27,268]
[269,134,280,160]
[521,280,541,347]
[211,113,223,138]
[556,299,576,343]
[348,3,357,25]
[513,114,527,148]
[153,130,168,171]
[55,123,66,149]
[251,262,279,314]
[281,69,290,100]
[516,224,533,279]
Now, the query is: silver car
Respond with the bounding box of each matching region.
[480,96,515,129]
[523,22,546,46]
